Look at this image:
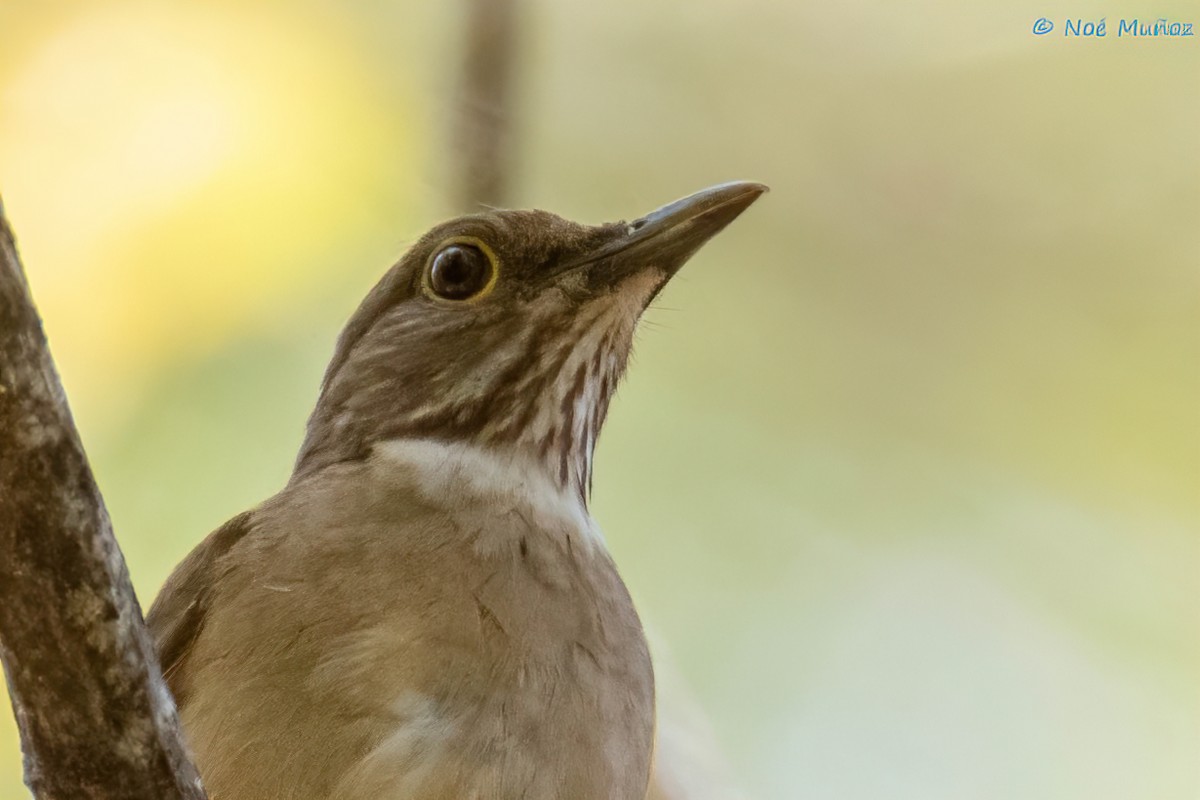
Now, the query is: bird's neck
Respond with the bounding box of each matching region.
[371,437,607,549]
[293,390,606,505]
[294,282,647,499]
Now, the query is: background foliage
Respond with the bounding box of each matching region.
[1,1,1197,798]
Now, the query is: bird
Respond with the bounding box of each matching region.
[146,181,766,800]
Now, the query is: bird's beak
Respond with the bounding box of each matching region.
[574,181,768,285]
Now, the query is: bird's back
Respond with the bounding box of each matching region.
[148,440,655,800]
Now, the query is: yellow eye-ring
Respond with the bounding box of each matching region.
[423,236,499,301]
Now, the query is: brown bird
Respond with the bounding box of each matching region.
[146,182,766,800]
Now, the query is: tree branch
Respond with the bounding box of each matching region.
[451,0,520,210]
[0,198,205,800]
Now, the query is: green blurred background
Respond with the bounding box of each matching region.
[1,1,1197,798]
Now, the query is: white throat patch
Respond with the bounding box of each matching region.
[373,438,607,551]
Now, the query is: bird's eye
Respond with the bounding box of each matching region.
[427,243,496,301]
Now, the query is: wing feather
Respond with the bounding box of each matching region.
[145,511,255,706]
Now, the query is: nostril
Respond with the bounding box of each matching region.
[627,219,646,234]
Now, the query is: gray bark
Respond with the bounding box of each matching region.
[0,198,205,800]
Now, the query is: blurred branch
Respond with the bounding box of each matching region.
[0,199,205,800]
[452,0,520,210]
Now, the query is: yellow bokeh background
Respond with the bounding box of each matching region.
[1,2,1197,798]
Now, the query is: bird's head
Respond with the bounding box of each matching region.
[295,181,766,501]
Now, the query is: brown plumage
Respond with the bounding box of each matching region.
[146,182,766,799]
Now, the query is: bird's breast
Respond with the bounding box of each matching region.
[214,442,656,799]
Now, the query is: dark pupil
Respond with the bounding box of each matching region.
[430,245,490,299]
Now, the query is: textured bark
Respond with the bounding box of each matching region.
[0,199,205,800]
[452,0,520,210]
